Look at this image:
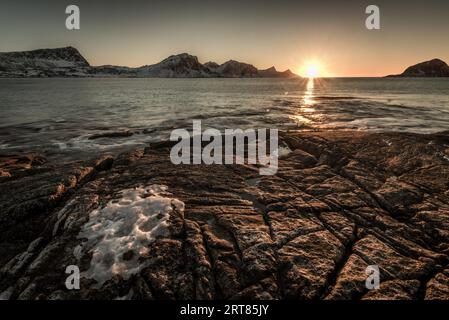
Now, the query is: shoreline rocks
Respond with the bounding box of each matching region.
[1,130,449,300]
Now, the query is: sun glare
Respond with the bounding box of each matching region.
[305,63,320,78]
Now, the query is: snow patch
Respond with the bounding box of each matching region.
[277,145,292,158]
[75,185,184,287]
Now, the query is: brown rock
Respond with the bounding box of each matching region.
[1,130,449,300]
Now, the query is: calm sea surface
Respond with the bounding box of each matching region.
[1,78,449,159]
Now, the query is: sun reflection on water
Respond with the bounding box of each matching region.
[289,78,316,126]
[304,78,315,107]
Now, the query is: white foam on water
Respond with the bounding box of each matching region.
[0,141,9,149]
[54,134,151,152]
[75,184,184,287]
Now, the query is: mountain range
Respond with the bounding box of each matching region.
[2,46,448,78]
[0,47,298,78]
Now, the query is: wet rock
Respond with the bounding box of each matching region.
[88,130,133,140]
[0,153,46,180]
[94,155,114,171]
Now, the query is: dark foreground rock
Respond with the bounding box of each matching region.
[1,131,449,300]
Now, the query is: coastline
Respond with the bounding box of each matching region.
[1,130,449,300]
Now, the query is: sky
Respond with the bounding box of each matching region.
[1,0,448,77]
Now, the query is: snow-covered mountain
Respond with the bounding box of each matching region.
[136,53,214,77]
[0,47,91,77]
[0,47,299,78]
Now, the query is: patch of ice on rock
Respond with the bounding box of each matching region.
[277,145,292,158]
[75,184,184,286]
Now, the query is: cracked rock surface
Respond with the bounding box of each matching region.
[1,131,449,300]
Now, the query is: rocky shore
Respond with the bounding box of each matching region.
[1,130,449,300]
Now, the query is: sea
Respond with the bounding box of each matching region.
[1,77,448,160]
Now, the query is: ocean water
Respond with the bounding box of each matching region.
[0,77,448,159]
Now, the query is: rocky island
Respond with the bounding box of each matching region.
[388,58,449,77]
[0,47,299,78]
[1,130,449,300]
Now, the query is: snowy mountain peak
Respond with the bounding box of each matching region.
[138,53,212,78]
[0,46,90,77]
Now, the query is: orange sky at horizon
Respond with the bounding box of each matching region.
[1,0,449,77]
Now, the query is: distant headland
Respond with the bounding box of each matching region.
[387,58,449,77]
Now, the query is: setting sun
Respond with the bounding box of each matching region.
[305,62,320,78]
[296,60,328,78]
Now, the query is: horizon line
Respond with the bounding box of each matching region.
[1,45,446,78]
